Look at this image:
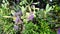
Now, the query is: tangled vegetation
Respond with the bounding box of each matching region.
[0,0,59,34]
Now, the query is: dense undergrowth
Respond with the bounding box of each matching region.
[0,0,59,34]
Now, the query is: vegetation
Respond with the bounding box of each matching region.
[0,0,59,34]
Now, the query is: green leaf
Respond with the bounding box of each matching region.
[46,4,49,11]
[46,7,52,13]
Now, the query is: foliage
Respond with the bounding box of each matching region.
[0,0,59,34]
